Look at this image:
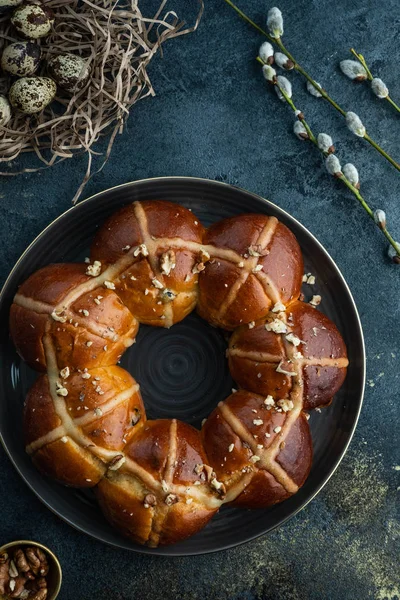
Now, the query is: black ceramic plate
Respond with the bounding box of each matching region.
[0,177,365,556]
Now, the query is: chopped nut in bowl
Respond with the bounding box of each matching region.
[0,541,61,600]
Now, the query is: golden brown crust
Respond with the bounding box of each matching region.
[91,200,204,327]
[10,201,349,546]
[24,367,145,487]
[228,301,348,409]
[96,419,220,546]
[197,214,303,330]
[17,263,90,304]
[10,263,138,372]
[201,391,312,509]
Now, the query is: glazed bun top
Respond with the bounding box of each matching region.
[197,214,304,330]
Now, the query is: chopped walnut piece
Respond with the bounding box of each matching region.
[252,264,263,273]
[104,281,115,290]
[310,295,322,306]
[210,477,226,497]
[277,399,294,412]
[248,246,261,257]
[61,436,68,443]
[55,384,68,397]
[273,426,282,433]
[165,494,179,506]
[94,407,103,417]
[60,366,70,379]
[133,243,149,257]
[307,275,315,285]
[160,250,176,275]
[285,332,302,346]
[264,395,275,407]
[228,443,234,453]
[276,360,296,376]
[238,261,244,268]
[86,261,102,277]
[192,262,205,274]
[186,498,193,505]
[265,318,287,334]
[86,341,93,347]
[194,463,213,481]
[272,301,286,313]
[199,249,211,263]
[81,372,91,379]
[250,455,261,463]
[250,244,270,257]
[253,419,263,426]
[248,321,255,329]
[152,278,164,289]
[143,493,157,508]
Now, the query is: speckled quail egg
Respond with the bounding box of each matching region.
[0,95,12,126]
[11,2,54,39]
[0,0,23,14]
[9,77,56,114]
[1,41,41,76]
[47,53,90,93]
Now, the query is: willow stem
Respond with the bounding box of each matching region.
[350,48,400,115]
[275,37,346,116]
[223,0,400,172]
[350,49,373,80]
[257,58,400,260]
[363,133,400,171]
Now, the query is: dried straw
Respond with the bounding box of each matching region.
[0,0,203,202]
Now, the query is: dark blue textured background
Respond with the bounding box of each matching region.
[1,0,399,598]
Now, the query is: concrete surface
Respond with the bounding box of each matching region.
[0,0,399,598]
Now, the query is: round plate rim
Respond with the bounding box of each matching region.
[0,176,366,556]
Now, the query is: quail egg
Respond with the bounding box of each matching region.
[11,2,54,39]
[47,53,90,93]
[0,0,23,14]
[0,95,12,126]
[1,41,41,76]
[9,77,56,114]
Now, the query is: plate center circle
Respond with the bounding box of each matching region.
[120,311,234,426]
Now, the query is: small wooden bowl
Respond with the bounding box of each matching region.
[0,540,62,600]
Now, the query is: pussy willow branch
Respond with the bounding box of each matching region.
[350,48,400,115]
[223,0,400,173]
[256,57,400,260]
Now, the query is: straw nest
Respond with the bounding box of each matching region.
[0,0,203,201]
